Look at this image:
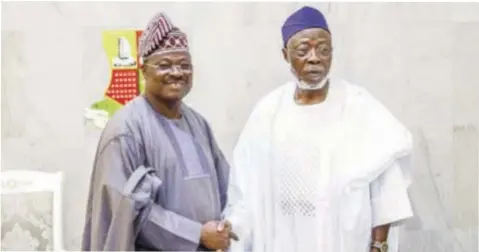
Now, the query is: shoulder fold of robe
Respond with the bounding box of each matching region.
[82,134,148,251]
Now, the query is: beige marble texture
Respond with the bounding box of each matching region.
[1,2,478,251]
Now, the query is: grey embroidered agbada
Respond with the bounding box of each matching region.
[82,12,230,251]
[82,97,229,251]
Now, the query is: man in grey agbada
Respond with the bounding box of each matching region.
[82,12,235,251]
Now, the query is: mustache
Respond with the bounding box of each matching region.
[163,76,188,83]
[303,66,325,73]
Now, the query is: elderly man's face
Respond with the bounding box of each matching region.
[283,28,332,85]
[141,50,193,102]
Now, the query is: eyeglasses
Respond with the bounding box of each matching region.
[291,45,332,58]
[144,63,192,73]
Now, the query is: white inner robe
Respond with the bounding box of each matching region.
[226,79,414,252]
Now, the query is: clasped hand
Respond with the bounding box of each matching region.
[200,220,239,251]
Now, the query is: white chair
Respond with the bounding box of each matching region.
[1,170,63,251]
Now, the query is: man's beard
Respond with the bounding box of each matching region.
[291,68,329,90]
[296,76,329,90]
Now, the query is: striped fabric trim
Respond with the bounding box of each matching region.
[139,12,176,57]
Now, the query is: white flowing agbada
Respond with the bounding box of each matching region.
[225,79,414,252]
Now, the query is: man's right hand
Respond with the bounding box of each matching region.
[200,221,230,250]
[216,219,239,241]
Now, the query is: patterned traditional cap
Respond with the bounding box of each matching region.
[138,12,189,59]
[281,6,330,47]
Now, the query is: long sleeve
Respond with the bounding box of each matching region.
[82,134,203,251]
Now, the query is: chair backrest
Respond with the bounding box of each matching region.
[1,170,63,251]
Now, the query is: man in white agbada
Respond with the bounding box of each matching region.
[224,6,414,252]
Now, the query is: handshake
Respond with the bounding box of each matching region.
[199,220,239,251]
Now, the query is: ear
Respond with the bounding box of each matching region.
[282,47,289,63]
[140,62,147,76]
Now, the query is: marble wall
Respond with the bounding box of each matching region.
[2,2,478,251]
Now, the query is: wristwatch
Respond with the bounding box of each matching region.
[371,240,388,252]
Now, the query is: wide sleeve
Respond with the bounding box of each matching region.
[82,135,203,251]
[370,155,414,252]
[226,106,268,252]
[370,155,413,226]
[226,130,255,252]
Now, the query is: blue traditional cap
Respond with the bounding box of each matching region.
[281,6,330,47]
